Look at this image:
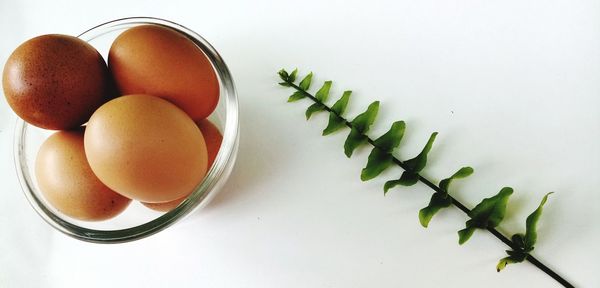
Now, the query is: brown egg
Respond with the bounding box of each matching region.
[141,194,186,212]
[142,118,222,212]
[84,94,208,203]
[3,34,111,130]
[195,118,223,168]
[35,129,130,221]
[108,25,219,120]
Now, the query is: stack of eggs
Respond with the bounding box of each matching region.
[3,25,223,221]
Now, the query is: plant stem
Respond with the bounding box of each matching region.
[284,81,574,288]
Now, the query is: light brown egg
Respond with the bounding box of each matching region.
[84,94,208,203]
[35,129,130,221]
[3,34,112,130]
[108,24,219,120]
[142,118,222,212]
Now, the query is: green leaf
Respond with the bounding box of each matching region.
[383,171,419,194]
[524,192,553,250]
[343,101,379,157]
[299,72,313,90]
[430,167,472,227]
[383,180,400,194]
[315,81,332,102]
[510,234,526,250]
[306,103,325,119]
[361,148,393,181]
[398,171,419,186]
[323,116,346,135]
[458,226,476,245]
[497,256,519,272]
[288,68,298,82]
[288,91,305,102]
[506,249,527,258]
[278,82,291,87]
[458,187,514,244]
[374,121,405,152]
[322,91,351,135]
[496,193,552,271]
[404,132,438,172]
[331,91,351,114]
[351,101,379,133]
[471,187,514,227]
[343,128,367,157]
[439,166,474,193]
[278,69,289,81]
[419,192,453,227]
[496,250,527,272]
[496,257,512,272]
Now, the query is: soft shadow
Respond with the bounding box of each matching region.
[198,92,281,213]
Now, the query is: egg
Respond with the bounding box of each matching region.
[35,129,130,221]
[108,25,219,120]
[195,118,223,168]
[142,118,223,212]
[84,94,208,203]
[3,34,111,130]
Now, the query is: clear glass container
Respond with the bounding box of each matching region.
[13,17,239,243]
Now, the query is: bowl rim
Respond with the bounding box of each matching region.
[13,16,239,243]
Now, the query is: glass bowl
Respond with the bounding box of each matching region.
[12,17,239,243]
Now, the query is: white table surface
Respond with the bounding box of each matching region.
[1,1,598,287]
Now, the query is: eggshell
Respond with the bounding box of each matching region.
[35,129,130,221]
[194,118,223,168]
[108,25,219,120]
[142,118,222,212]
[2,34,111,130]
[84,94,208,203]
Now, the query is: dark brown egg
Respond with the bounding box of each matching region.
[2,34,111,130]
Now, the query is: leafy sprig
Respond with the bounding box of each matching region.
[419,166,473,227]
[277,69,573,288]
[458,187,513,245]
[497,192,554,271]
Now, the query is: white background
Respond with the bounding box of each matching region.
[1,1,598,287]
